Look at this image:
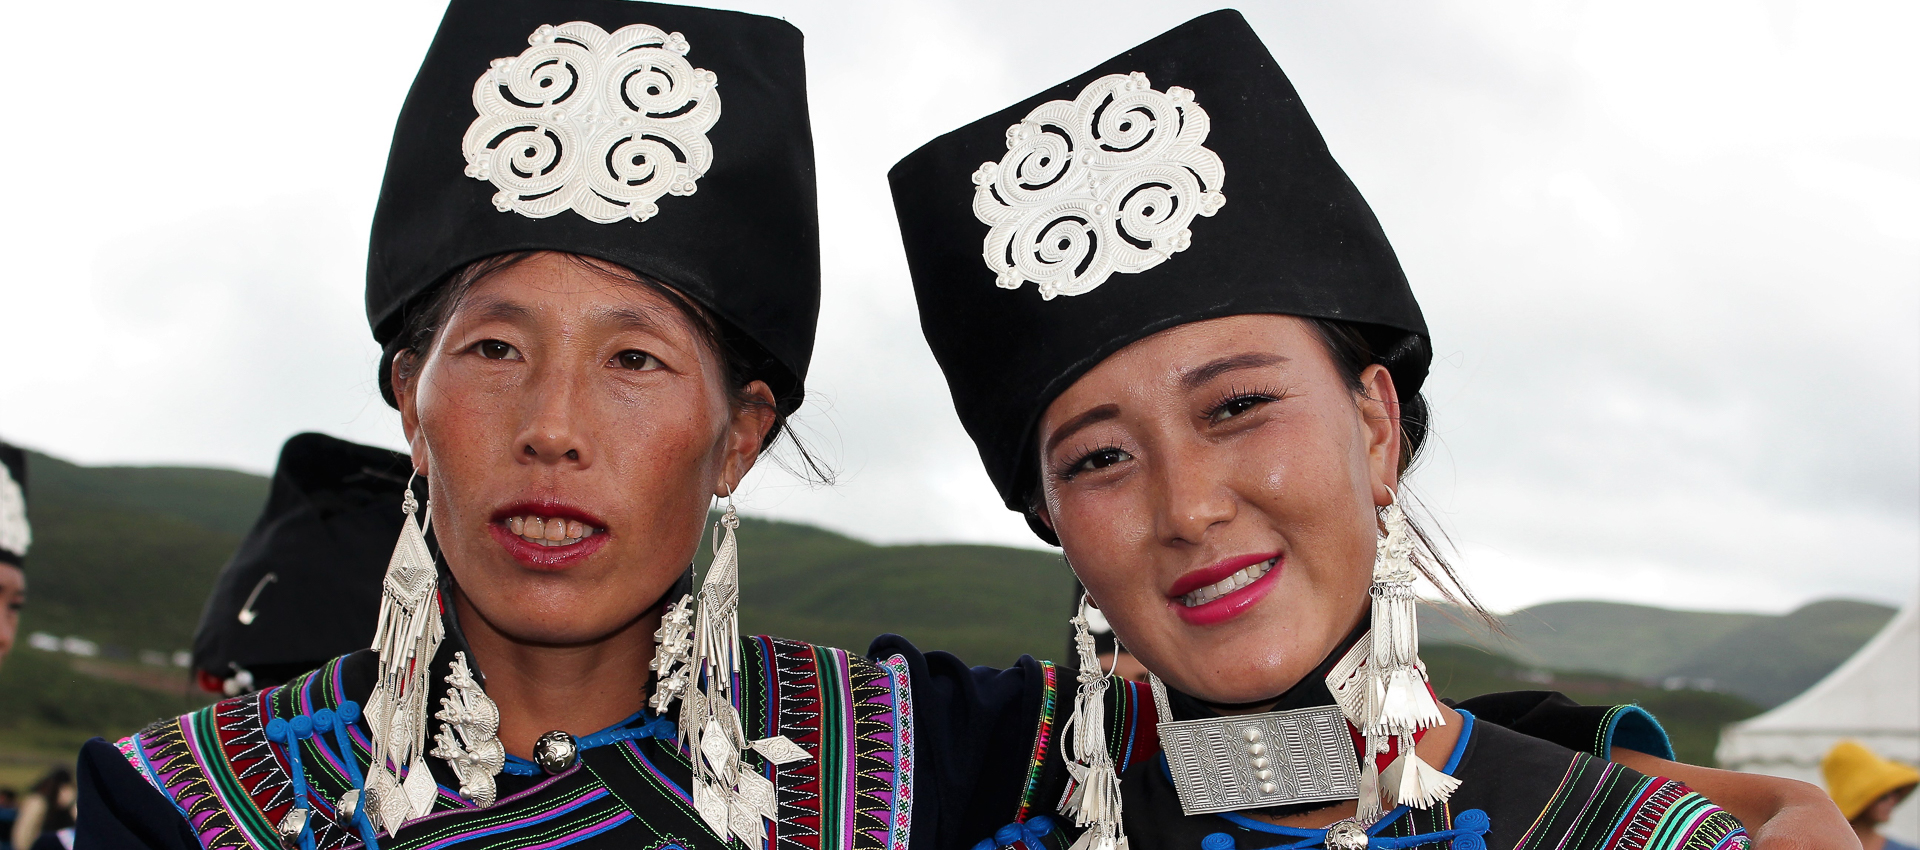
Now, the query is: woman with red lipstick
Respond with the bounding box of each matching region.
[77,2,927,849]
[890,10,1849,850]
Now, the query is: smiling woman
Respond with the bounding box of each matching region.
[891,9,1849,850]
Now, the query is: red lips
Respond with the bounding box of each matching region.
[1168,552,1284,627]
[488,500,609,571]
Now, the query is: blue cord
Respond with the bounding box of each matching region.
[265,717,318,850]
[500,710,679,776]
[306,702,380,850]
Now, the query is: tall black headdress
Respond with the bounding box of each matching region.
[368,0,819,412]
[0,442,27,569]
[191,434,413,693]
[890,10,1429,541]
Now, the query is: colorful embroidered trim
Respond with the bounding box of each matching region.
[1014,661,1058,822]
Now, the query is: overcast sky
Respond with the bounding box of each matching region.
[1,0,1913,614]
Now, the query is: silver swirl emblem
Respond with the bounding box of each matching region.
[462,22,721,224]
[971,72,1225,300]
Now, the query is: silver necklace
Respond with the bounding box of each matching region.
[1149,673,1362,816]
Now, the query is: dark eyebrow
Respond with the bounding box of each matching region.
[595,304,675,334]
[1179,352,1289,392]
[1043,404,1121,458]
[459,294,535,325]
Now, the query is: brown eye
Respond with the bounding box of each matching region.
[475,340,521,360]
[1208,394,1272,424]
[1066,447,1133,479]
[613,350,661,371]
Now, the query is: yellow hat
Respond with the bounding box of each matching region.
[1822,740,1920,821]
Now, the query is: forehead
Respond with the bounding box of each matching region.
[0,565,22,592]
[1052,314,1328,402]
[452,254,701,337]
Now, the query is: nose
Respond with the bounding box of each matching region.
[1153,442,1236,545]
[514,366,592,467]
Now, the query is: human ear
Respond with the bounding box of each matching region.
[717,380,778,495]
[393,352,430,477]
[1356,364,1401,506]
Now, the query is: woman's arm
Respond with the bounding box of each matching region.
[1611,749,1859,850]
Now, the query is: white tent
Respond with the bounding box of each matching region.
[1717,587,1919,840]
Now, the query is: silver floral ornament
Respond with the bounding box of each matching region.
[972,71,1225,300]
[463,22,721,224]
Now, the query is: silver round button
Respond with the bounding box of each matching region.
[1325,820,1369,850]
[533,730,580,774]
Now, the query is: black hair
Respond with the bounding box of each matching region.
[382,252,830,484]
[1303,318,1492,627]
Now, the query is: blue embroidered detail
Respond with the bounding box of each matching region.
[974,813,1057,850]
[500,710,679,776]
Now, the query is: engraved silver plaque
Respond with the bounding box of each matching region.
[1158,703,1361,816]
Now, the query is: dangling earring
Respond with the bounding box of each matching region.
[679,488,780,844]
[365,475,447,836]
[1329,491,1456,822]
[1060,592,1127,850]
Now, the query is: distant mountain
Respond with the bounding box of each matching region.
[1421,644,1762,765]
[1420,598,1897,708]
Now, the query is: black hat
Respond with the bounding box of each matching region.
[890,10,1429,541]
[191,433,414,691]
[0,442,26,569]
[368,0,819,413]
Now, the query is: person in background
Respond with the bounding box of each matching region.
[10,771,71,850]
[1,787,19,850]
[0,443,29,670]
[1825,740,1920,850]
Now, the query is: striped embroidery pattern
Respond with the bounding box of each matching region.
[763,637,827,850]
[878,654,915,850]
[1108,678,1158,773]
[382,784,629,850]
[1014,661,1059,822]
[119,714,259,850]
[1517,758,1750,850]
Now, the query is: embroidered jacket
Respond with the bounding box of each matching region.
[80,634,1741,850]
[83,636,913,850]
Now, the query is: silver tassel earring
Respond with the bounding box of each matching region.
[1329,492,1456,822]
[679,493,782,845]
[1060,593,1127,850]
[365,476,447,836]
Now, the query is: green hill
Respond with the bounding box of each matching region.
[1421,644,1763,765]
[1419,598,1896,708]
[20,451,269,657]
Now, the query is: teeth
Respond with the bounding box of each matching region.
[503,514,598,547]
[1180,558,1277,607]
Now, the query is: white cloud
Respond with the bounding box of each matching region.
[1,0,1912,613]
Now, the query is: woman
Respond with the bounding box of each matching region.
[75,2,927,848]
[74,4,1824,849]
[887,10,1850,849]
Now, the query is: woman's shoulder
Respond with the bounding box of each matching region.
[88,651,375,850]
[1442,716,1749,850]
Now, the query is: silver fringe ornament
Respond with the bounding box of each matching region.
[1058,594,1127,850]
[649,592,696,715]
[1325,494,1458,822]
[364,481,446,836]
[678,499,779,845]
[430,652,505,807]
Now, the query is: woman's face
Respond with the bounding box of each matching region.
[1035,314,1401,704]
[396,252,773,647]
